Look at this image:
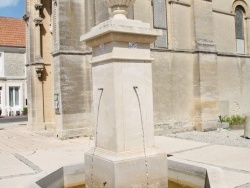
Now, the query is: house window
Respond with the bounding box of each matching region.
[9,87,20,107]
[235,6,245,54]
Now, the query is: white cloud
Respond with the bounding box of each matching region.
[0,0,19,8]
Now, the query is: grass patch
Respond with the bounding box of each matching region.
[219,115,246,129]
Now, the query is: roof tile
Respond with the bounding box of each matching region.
[0,17,26,47]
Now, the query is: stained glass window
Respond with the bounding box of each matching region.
[95,0,109,25]
[153,0,167,29]
[152,0,168,48]
[235,6,244,40]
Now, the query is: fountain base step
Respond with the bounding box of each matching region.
[85,147,168,188]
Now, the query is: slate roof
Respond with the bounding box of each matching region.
[0,17,26,47]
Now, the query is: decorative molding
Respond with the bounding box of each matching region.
[5,76,26,80]
[22,11,30,22]
[35,55,44,63]
[0,46,25,53]
[168,0,191,7]
[217,52,250,58]
[213,9,236,16]
[34,3,43,10]
[0,77,6,81]
[231,0,249,14]
[151,48,250,58]
[34,17,43,25]
[35,64,44,79]
[52,50,92,57]
[26,62,51,67]
[151,47,216,54]
[52,0,57,6]
[26,63,44,79]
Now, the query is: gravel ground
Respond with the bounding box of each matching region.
[166,129,250,149]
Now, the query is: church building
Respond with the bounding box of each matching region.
[24,0,250,139]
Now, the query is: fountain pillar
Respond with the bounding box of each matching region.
[81,1,168,187]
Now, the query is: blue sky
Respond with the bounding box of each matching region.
[0,0,25,18]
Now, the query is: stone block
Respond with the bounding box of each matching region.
[85,148,168,188]
[91,61,155,151]
[217,122,229,129]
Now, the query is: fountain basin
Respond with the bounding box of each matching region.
[168,158,229,188]
[24,158,228,188]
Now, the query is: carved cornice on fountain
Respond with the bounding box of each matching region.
[104,0,136,19]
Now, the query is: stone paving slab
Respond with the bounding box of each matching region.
[0,125,90,154]
[155,136,210,154]
[172,144,250,172]
[20,146,89,173]
[223,170,250,188]
[155,136,250,188]
[0,124,250,187]
[0,154,35,178]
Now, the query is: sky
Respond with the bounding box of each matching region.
[0,0,25,18]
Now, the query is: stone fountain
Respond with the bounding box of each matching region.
[80,0,168,187]
[21,1,230,188]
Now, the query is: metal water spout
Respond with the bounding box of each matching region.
[104,0,136,19]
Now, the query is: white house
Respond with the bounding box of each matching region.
[0,17,27,116]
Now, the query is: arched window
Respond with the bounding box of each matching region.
[235,6,245,54]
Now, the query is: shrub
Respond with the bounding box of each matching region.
[219,115,246,125]
[23,107,28,115]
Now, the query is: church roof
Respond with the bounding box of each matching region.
[0,17,26,47]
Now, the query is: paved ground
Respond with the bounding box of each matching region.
[0,122,249,188]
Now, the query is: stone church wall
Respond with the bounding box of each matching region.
[218,56,250,116]
[26,0,250,137]
[152,51,196,132]
[212,0,250,117]
[213,12,236,53]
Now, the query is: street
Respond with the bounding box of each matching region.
[0,116,28,124]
